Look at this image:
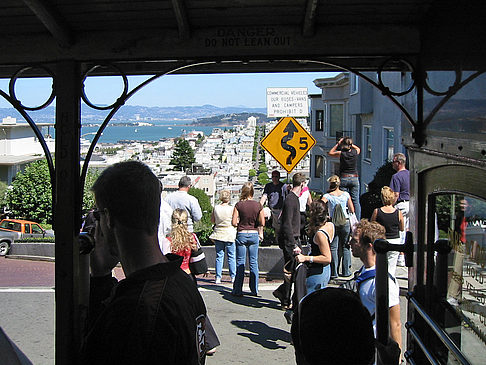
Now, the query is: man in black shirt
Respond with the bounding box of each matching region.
[81,161,207,365]
[272,172,306,309]
[260,170,286,246]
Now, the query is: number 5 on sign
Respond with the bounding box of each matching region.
[260,117,316,173]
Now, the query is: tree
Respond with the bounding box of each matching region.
[258,163,268,173]
[0,181,8,213]
[249,169,256,178]
[82,168,101,214]
[188,187,213,244]
[359,161,396,219]
[6,160,53,223]
[6,159,101,224]
[258,172,270,185]
[170,138,195,171]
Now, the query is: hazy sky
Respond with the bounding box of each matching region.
[0,72,338,109]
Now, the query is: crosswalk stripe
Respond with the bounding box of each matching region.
[0,287,54,293]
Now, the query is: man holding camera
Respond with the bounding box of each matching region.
[81,161,207,365]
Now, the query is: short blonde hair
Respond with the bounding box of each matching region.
[381,186,396,206]
[240,182,254,200]
[219,190,231,203]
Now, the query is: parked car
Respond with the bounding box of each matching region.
[0,231,16,256]
[0,219,54,240]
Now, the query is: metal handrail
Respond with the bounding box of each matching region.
[406,324,440,365]
[408,296,471,365]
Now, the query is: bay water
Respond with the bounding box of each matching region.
[79,124,217,144]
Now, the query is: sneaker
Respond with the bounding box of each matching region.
[215,277,221,284]
[397,254,405,267]
[231,277,235,283]
[284,309,293,324]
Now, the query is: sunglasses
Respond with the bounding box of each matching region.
[92,208,105,221]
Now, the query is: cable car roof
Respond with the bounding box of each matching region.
[1,0,485,76]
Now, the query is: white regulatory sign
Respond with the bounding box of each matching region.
[266,87,309,118]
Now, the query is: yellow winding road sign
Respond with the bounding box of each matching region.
[260,117,316,173]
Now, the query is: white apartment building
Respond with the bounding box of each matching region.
[0,117,55,184]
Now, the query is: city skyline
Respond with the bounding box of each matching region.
[0,72,338,110]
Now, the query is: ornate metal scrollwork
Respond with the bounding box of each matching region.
[79,61,218,194]
[377,58,416,97]
[0,65,55,185]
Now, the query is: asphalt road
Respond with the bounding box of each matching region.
[0,256,409,365]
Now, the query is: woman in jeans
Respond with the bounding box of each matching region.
[321,175,355,278]
[328,136,361,220]
[231,182,265,296]
[296,199,334,294]
[209,190,237,284]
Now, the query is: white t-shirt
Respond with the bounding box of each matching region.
[298,187,310,213]
[158,198,173,254]
[358,265,400,324]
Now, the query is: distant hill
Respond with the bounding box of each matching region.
[0,105,267,124]
[193,112,272,126]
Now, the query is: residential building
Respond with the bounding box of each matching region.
[308,72,405,194]
[0,117,55,184]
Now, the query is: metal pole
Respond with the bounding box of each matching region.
[434,239,452,298]
[55,60,82,365]
[374,238,390,351]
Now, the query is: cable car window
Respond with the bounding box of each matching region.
[426,72,486,138]
[434,193,486,363]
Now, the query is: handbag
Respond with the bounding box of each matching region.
[189,234,208,275]
[349,212,358,231]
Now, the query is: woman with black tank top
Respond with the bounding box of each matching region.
[296,200,334,294]
[371,186,404,276]
[328,136,361,220]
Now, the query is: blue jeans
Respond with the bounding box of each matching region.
[214,240,236,280]
[340,176,361,220]
[306,265,331,295]
[330,222,351,277]
[233,232,259,295]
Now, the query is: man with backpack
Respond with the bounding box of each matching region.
[349,220,402,358]
[272,173,306,310]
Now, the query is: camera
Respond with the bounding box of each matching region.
[79,212,96,254]
[79,229,95,255]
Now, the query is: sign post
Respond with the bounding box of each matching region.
[260,116,315,173]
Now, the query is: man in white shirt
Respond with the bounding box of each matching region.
[157,182,173,254]
[165,176,202,233]
[350,220,402,355]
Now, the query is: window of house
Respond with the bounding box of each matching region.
[314,155,323,178]
[363,126,372,161]
[350,74,359,94]
[383,128,394,162]
[315,110,324,131]
[329,104,344,137]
